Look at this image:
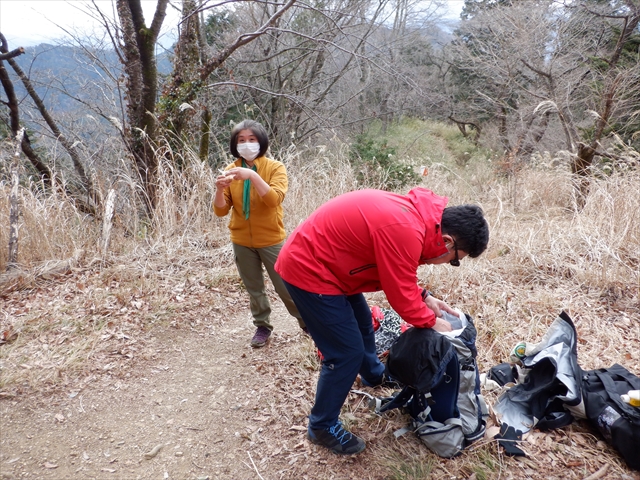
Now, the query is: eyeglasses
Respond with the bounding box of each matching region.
[450,241,460,267]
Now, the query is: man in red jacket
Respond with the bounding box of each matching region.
[275,188,489,455]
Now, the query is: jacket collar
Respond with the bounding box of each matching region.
[235,156,266,169]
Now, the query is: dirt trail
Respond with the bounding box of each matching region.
[1,306,365,480]
[2,278,639,480]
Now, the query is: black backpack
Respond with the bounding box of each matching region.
[376,313,488,458]
[581,364,640,470]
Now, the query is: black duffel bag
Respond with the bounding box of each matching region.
[581,364,640,470]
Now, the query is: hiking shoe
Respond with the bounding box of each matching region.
[251,326,271,348]
[307,421,366,455]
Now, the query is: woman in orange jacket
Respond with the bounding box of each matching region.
[213,120,305,347]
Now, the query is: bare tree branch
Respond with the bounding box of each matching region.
[4,53,99,209]
[0,33,55,186]
[0,47,24,61]
[200,0,297,80]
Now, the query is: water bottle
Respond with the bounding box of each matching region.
[513,342,527,360]
[621,390,640,407]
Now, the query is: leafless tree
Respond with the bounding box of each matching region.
[196,0,448,149]
[0,37,54,185]
[442,0,640,202]
[551,1,640,200]
[22,0,451,210]
[111,0,169,214]
[97,0,299,212]
[1,33,100,212]
[443,3,555,156]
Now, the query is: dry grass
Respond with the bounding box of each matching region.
[0,182,97,270]
[1,133,639,478]
[283,140,359,228]
[418,167,640,372]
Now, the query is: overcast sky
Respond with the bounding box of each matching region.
[0,0,181,48]
[0,0,463,49]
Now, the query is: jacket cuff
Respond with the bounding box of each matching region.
[261,187,280,207]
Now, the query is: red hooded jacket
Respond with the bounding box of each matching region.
[275,188,449,328]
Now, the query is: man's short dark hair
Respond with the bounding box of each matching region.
[229,119,269,159]
[441,204,489,258]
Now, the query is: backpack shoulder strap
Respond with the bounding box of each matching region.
[607,364,640,389]
[593,368,640,419]
[377,386,417,414]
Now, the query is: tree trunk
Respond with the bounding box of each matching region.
[116,0,168,215]
[159,0,202,141]
[571,142,596,207]
[7,129,25,270]
[199,107,212,163]
[448,116,481,144]
[498,105,510,152]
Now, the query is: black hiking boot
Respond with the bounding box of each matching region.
[307,421,366,455]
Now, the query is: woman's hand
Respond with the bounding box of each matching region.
[215,171,235,189]
[225,167,255,181]
[216,166,271,197]
[425,295,457,318]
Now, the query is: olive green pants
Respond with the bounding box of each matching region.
[232,242,305,330]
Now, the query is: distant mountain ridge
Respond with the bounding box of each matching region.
[7,43,172,114]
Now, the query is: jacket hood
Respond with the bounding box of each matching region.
[407,187,449,262]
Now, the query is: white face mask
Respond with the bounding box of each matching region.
[237,142,260,161]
